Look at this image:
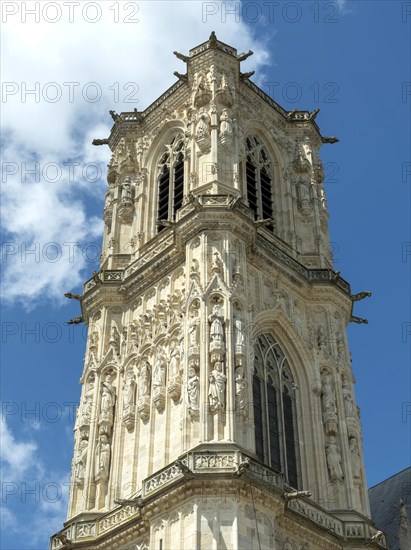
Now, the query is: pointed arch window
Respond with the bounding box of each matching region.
[157,135,185,230]
[245,136,274,230]
[253,333,300,489]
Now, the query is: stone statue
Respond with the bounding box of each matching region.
[80,379,94,426]
[208,361,226,412]
[99,373,116,426]
[168,346,180,380]
[343,385,355,417]
[317,325,326,350]
[95,434,110,480]
[196,110,210,139]
[188,311,200,348]
[219,109,232,135]
[121,177,132,202]
[108,321,120,354]
[89,330,99,353]
[321,374,337,418]
[153,348,166,389]
[235,367,247,416]
[234,318,245,347]
[187,365,200,415]
[209,304,225,349]
[75,439,88,482]
[349,437,361,479]
[138,359,151,398]
[326,443,344,482]
[123,369,136,409]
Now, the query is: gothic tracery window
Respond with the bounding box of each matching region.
[157,134,185,230]
[253,333,300,489]
[245,136,274,230]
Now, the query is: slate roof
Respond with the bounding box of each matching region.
[369,467,411,550]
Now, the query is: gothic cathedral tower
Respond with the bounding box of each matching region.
[51,34,386,550]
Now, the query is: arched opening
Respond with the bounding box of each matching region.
[253,333,300,488]
[157,135,185,230]
[245,136,274,231]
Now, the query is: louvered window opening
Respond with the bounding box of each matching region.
[157,136,185,231]
[246,136,274,231]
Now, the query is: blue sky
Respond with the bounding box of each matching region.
[1,1,410,548]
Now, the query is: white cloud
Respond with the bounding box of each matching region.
[0,418,70,547]
[0,417,38,479]
[1,1,270,309]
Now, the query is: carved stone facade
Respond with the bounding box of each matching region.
[51,35,385,550]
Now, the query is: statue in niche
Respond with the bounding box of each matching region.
[89,330,99,354]
[108,321,120,354]
[326,442,344,482]
[234,318,245,348]
[336,331,345,359]
[95,434,111,480]
[99,373,116,427]
[196,109,210,140]
[208,361,226,412]
[123,369,136,409]
[80,378,95,426]
[168,345,180,380]
[209,303,225,350]
[153,348,166,390]
[187,363,200,415]
[121,177,132,202]
[297,179,310,202]
[317,324,326,350]
[188,308,200,348]
[349,437,361,479]
[235,367,247,417]
[342,379,355,417]
[219,108,233,146]
[321,373,337,417]
[138,359,151,398]
[75,439,88,483]
[219,109,232,135]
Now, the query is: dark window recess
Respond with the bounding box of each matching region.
[260,168,274,231]
[157,137,185,231]
[283,389,298,489]
[157,166,170,229]
[253,375,264,462]
[267,384,281,471]
[173,154,184,217]
[246,159,258,218]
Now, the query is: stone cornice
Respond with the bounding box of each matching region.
[51,447,387,549]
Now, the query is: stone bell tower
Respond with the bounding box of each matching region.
[51,33,387,550]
